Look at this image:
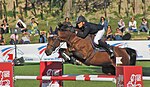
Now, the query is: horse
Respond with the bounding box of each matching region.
[45,27,137,75]
[45,34,82,65]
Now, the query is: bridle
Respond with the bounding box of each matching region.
[47,35,60,51]
[47,35,66,54]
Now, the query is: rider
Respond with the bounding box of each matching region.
[75,15,114,58]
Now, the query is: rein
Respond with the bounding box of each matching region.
[48,35,66,54]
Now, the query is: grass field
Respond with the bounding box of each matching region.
[14,61,150,87]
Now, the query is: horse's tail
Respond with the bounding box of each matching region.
[125,48,137,65]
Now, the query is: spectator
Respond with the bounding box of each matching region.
[29,18,39,36]
[99,16,108,31]
[9,33,19,45]
[0,34,5,45]
[128,17,137,32]
[105,25,113,41]
[139,18,149,32]
[63,17,72,27]
[118,18,125,33]
[16,19,27,33]
[0,19,9,34]
[39,31,47,43]
[19,32,31,44]
[114,28,123,40]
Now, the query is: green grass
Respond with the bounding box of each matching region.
[14,61,150,87]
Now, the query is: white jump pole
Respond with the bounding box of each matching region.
[14,76,150,81]
[143,76,150,81]
[14,76,115,82]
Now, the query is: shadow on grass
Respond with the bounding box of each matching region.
[19,63,40,66]
[143,67,150,76]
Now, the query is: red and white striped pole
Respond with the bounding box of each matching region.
[14,75,115,81]
[14,75,150,81]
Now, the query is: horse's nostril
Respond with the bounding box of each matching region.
[45,49,53,56]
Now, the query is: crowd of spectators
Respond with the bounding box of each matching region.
[104,16,149,41]
[0,17,45,45]
[0,16,149,46]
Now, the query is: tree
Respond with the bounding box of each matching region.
[126,0,130,17]
[85,0,89,12]
[3,0,7,21]
[40,2,44,20]
[142,0,146,17]
[16,0,18,7]
[31,0,37,16]
[13,1,16,19]
[48,0,52,13]
[63,0,72,18]
[104,0,107,17]
[0,0,2,19]
[24,0,28,17]
[118,0,122,14]
[19,6,24,21]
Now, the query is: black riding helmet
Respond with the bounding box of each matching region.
[76,15,87,24]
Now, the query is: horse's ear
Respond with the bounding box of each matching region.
[49,26,53,34]
[54,27,58,35]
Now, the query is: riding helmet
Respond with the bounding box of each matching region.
[76,15,87,24]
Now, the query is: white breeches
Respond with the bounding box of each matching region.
[94,29,105,44]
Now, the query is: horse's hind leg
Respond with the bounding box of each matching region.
[102,65,116,75]
[125,48,137,65]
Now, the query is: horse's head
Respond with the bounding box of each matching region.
[45,35,60,56]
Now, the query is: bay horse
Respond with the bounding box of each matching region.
[45,34,81,65]
[45,27,137,75]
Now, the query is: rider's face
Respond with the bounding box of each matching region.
[77,22,83,28]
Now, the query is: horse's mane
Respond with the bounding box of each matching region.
[58,26,93,47]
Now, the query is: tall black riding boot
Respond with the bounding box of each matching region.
[98,40,114,58]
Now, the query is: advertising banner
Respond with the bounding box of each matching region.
[40,60,63,87]
[116,66,143,87]
[0,43,65,62]
[0,40,149,62]
[0,62,14,87]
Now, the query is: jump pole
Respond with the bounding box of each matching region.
[0,55,148,87]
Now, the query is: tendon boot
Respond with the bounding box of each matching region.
[98,40,114,58]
